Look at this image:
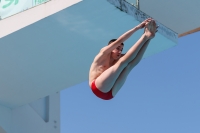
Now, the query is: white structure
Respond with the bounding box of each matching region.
[0,0,81,133]
[1,93,60,133]
[0,0,199,133]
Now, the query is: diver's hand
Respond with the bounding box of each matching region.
[144,20,157,39]
[136,18,152,29]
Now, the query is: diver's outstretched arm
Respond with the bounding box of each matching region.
[101,18,152,54]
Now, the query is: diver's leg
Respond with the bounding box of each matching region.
[95,21,156,93]
[111,40,150,96]
[119,20,156,64]
[94,34,148,93]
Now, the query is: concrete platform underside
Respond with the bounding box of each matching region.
[0,0,176,109]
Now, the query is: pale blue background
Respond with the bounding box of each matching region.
[61,32,200,133]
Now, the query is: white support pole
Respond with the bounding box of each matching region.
[11,93,60,133]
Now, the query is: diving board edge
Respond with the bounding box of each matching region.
[107,0,178,43]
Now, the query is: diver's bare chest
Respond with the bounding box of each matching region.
[97,59,117,71]
[94,60,110,73]
[98,64,109,71]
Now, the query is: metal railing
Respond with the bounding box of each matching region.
[107,0,178,43]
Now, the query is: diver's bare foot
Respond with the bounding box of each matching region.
[144,20,157,39]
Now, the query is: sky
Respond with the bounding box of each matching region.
[61,31,200,133]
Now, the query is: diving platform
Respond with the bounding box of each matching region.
[0,0,177,109]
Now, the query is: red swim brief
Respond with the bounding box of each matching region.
[90,80,113,100]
